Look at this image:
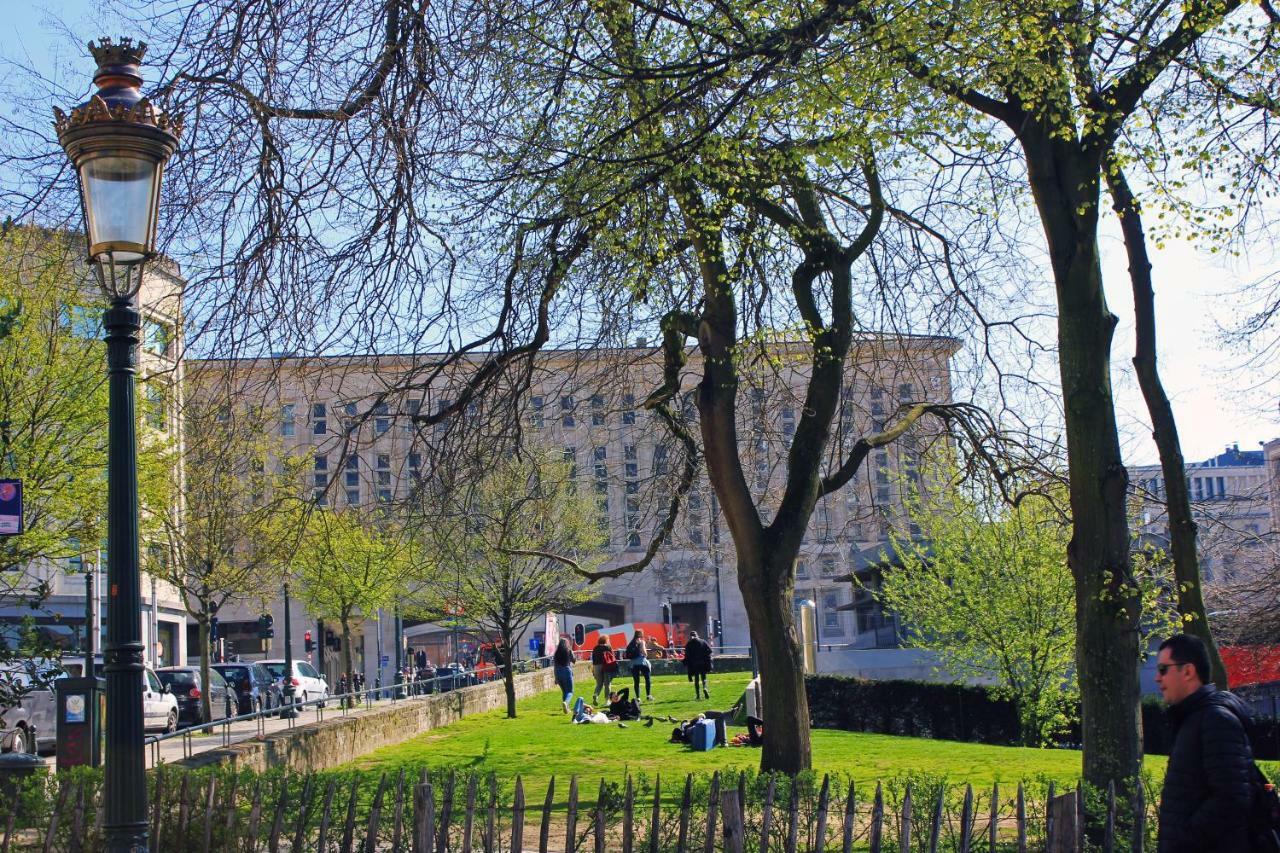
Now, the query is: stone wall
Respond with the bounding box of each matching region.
[176,663,585,774]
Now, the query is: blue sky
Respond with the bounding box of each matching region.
[6,1,1277,465]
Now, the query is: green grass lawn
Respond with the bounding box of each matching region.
[346,673,1170,790]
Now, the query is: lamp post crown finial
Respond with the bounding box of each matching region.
[88,37,148,69]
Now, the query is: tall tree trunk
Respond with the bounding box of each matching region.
[197,607,213,725]
[738,549,811,774]
[1019,126,1142,791]
[1105,162,1228,687]
[501,639,517,718]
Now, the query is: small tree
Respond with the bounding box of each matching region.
[877,456,1177,745]
[0,228,170,703]
[418,448,600,717]
[291,507,421,706]
[150,397,303,722]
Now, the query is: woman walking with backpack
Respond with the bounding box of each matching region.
[590,636,617,703]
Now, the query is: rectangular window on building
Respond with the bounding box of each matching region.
[346,455,359,470]
[345,471,359,487]
[653,444,669,475]
[312,403,327,434]
[593,446,607,461]
[591,394,605,426]
[561,396,575,427]
[531,396,545,428]
[377,454,390,469]
[594,463,607,480]
[899,383,914,399]
[377,471,391,486]
[624,445,637,461]
[281,404,295,436]
[374,402,390,434]
[315,454,328,471]
[314,491,328,506]
[625,463,638,478]
[870,386,884,401]
[378,489,392,503]
[314,473,327,488]
[797,560,809,578]
[142,319,170,356]
[347,489,360,505]
[408,452,422,471]
[622,394,636,425]
[821,556,836,576]
[144,382,165,429]
[823,592,843,633]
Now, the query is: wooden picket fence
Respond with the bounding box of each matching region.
[1,767,1156,852]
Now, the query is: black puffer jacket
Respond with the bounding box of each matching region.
[1157,685,1256,853]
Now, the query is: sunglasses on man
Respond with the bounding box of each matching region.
[1155,662,1190,676]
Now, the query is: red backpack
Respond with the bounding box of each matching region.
[601,649,618,672]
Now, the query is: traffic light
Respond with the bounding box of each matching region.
[304,630,314,653]
[712,618,722,638]
[258,614,275,639]
[573,624,585,645]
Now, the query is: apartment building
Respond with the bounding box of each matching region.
[1130,443,1274,583]
[0,258,190,667]
[189,336,957,683]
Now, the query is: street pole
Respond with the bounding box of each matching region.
[282,582,296,718]
[83,563,94,660]
[393,604,404,699]
[376,608,384,697]
[103,297,148,851]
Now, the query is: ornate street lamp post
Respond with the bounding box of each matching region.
[55,37,181,853]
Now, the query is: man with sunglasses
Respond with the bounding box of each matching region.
[1155,633,1258,852]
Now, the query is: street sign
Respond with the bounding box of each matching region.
[380,654,389,667]
[0,479,22,535]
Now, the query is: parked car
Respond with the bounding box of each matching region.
[157,666,233,727]
[0,662,58,753]
[53,656,179,734]
[213,662,282,716]
[260,659,329,707]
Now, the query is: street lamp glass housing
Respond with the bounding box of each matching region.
[79,152,161,264]
[54,38,181,299]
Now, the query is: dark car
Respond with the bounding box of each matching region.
[213,662,282,716]
[157,666,233,727]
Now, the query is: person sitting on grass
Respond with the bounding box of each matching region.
[573,702,611,725]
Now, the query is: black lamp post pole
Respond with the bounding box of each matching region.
[103,298,148,852]
[282,582,297,717]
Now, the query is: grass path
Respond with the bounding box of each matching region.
[346,673,1170,790]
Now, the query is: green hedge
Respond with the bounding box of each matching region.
[805,675,1280,760]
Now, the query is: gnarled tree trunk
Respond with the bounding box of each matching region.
[1019,124,1142,790]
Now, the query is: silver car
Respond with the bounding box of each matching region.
[260,659,329,707]
[0,664,58,754]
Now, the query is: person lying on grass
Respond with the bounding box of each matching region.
[608,688,642,721]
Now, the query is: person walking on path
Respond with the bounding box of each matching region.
[682,631,713,700]
[553,637,575,713]
[1155,633,1259,853]
[626,630,653,701]
[590,636,617,703]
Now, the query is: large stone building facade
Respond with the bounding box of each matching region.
[191,336,957,683]
[1130,443,1274,584]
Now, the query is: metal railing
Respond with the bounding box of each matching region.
[143,655,554,765]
